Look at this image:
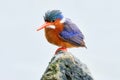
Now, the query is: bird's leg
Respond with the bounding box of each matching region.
[55,47,67,54]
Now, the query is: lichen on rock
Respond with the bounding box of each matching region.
[41,50,94,80]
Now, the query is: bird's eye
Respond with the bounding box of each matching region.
[51,20,55,22]
[45,20,48,22]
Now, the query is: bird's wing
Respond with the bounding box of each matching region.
[59,18,84,46]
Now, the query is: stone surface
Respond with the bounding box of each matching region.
[41,50,94,80]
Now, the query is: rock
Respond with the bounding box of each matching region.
[41,50,94,80]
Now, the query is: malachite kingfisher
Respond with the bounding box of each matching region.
[37,10,86,54]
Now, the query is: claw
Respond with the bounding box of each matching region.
[55,47,67,54]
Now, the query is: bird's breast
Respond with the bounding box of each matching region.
[45,28,61,46]
[44,26,76,48]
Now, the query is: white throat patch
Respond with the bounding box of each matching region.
[46,25,56,29]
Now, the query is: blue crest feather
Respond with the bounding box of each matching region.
[44,10,63,22]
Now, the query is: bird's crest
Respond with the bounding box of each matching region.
[44,10,63,22]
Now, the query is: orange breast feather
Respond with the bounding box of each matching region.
[45,22,76,48]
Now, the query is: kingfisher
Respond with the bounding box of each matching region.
[37,10,86,54]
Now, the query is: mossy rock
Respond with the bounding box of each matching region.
[41,51,94,80]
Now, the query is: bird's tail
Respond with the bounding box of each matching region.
[84,45,87,49]
[80,40,87,49]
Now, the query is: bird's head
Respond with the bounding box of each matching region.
[37,10,63,31]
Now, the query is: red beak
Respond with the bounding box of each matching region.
[37,22,53,31]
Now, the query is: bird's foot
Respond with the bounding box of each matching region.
[55,47,67,54]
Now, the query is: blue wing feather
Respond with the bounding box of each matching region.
[59,18,84,46]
